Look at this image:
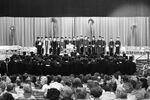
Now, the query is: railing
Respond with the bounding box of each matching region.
[136,53,146,61]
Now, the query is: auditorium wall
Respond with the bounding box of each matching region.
[0,17,149,47]
[110,3,150,17]
[1,0,150,17]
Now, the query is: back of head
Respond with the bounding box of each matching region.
[62,86,73,98]
[90,86,102,98]
[6,83,14,92]
[0,82,6,93]
[122,82,133,93]
[23,83,32,93]
[46,88,60,100]
[72,78,82,88]
[75,87,87,99]
[1,92,14,100]
[116,86,127,99]
[140,78,148,90]
[103,82,117,92]
[53,76,62,83]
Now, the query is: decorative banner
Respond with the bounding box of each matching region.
[88,18,94,40]
[9,25,17,45]
[51,17,58,38]
[130,24,137,46]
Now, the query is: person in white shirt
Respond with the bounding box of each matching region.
[42,37,51,55]
[33,76,50,97]
[40,76,50,93]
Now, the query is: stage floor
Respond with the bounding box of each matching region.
[0,45,149,61]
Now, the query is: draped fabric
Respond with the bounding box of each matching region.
[0,17,149,47]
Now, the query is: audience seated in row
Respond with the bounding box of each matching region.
[0,72,150,100]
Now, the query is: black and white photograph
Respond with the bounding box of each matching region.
[0,0,150,100]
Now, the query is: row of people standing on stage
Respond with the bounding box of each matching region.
[35,36,121,56]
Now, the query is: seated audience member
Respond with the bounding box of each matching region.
[72,78,83,89]
[17,83,36,100]
[1,76,11,84]
[60,86,73,100]
[46,88,60,100]
[140,78,148,90]
[25,76,35,88]
[74,87,90,100]
[122,82,137,100]
[14,79,24,97]
[0,82,6,96]
[38,76,49,96]
[100,81,116,100]
[145,77,150,99]
[145,87,150,99]
[131,80,146,100]
[6,83,18,99]
[115,86,127,100]
[90,86,102,100]
[0,92,14,100]
[86,80,100,93]
[49,76,64,92]
[35,76,42,89]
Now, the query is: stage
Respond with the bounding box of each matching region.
[0,45,149,61]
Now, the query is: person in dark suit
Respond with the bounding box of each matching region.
[51,37,58,55]
[35,37,43,55]
[87,37,92,55]
[83,36,89,55]
[71,37,76,46]
[41,37,44,55]
[91,36,96,55]
[79,35,84,55]
[64,37,69,48]
[102,37,106,55]
[57,37,61,55]
[0,58,10,75]
[115,37,121,55]
[96,36,103,56]
[76,36,80,53]
[109,38,114,56]
[49,37,53,54]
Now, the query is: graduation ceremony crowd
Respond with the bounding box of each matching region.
[0,35,145,100]
[0,35,136,75]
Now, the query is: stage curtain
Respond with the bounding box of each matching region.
[0,17,149,47]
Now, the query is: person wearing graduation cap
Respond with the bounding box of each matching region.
[91,36,96,55]
[51,37,58,55]
[102,37,106,55]
[108,38,114,56]
[96,36,103,56]
[35,37,43,55]
[115,37,121,55]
